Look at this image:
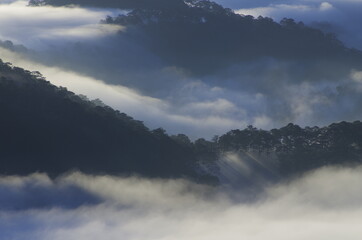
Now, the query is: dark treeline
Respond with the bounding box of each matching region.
[0,59,216,183]
[217,122,362,176]
[105,1,362,75]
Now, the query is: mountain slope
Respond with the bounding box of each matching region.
[2,59,362,184]
[105,1,362,75]
[0,59,210,179]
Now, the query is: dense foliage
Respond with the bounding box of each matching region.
[218,123,362,176]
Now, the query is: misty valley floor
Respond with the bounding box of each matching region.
[2,167,362,240]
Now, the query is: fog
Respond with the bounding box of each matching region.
[2,167,362,239]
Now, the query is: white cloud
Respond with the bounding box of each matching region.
[351,70,362,83]
[319,1,334,10]
[252,115,273,129]
[181,99,243,116]
[236,2,335,20]
[234,0,362,49]
[349,70,362,92]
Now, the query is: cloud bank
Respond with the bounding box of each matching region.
[0,47,248,138]
[2,167,362,239]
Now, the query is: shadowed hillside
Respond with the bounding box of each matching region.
[30,0,362,76]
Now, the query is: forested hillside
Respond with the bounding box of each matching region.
[2,58,362,183]
[0,59,216,181]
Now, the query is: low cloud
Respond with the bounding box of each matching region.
[2,167,362,239]
[0,0,123,49]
